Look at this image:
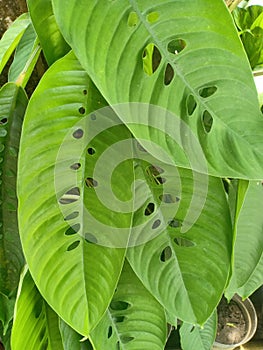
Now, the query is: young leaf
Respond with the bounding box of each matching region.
[226,181,263,299]
[89,261,167,350]
[179,311,217,350]
[17,51,128,335]
[8,23,41,87]
[0,83,27,297]
[27,0,70,65]
[53,0,263,179]
[0,13,30,75]
[11,268,64,350]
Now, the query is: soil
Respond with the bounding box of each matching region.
[216,297,247,345]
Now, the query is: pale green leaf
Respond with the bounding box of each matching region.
[11,268,64,350]
[0,83,27,296]
[90,261,167,350]
[17,51,127,335]
[53,0,263,179]
[0,13,30,75]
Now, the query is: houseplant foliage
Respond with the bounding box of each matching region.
[0,0,262,349]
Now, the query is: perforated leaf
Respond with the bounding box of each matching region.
[0,83,27,297]
[27,0,70,65]
[11,268,64,350]
[53,0,263,179]
[90,261,167,350]
[17,51,127,335]
[0,13,30,75]
[127,163,232,325]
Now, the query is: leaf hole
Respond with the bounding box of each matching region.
[64,211,79,221]
[143,44,162,76]
[108,326,113,338]
[121,336,135,344]
[73,128,84,139]
[174,237,195,247]
[85,233,98,244]
[168,219,182,228]
[65,224,80,236]
[70,162,81,170]
[164,63,174,86]
[110,300,130,310]
[199,85,217,98]
[160,246,172,262]
[85,177,98,188]
[167,39,186,55]
[83,89,88,95]
[67,240,80,251]
[154,176,166,185]
[146,11,159,23]
[144,202,155,216]
[159,194,179,203]
[59,187,80,204]
[147,165,164,176]
[202,110,213,133]
[114,316,125,323]
[0,118,7,125]
[87,147,96,155]
[186,94,197,116]
[222,178,230,194]
[127,11,139,27]
[78,107,86,115]
[116,341,120,350]
[152,219,161,229]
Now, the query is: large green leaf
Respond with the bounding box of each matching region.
[179,312,217,350]
[53,0,263,179]
[0,83,27,297]
[127,163,232,325]
[27,0,70,65]
[226,181,263,299]
[11,268,64,350]
[0,13,30,75]
[8,23,41,87]
[17,51,131,334]
[90,261,167,350]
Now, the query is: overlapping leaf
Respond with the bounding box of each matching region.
[17,51,128,335]
[53,0,263,179]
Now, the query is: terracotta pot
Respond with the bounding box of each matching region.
[213,294,257,350]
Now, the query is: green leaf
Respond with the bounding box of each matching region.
[60,320,93,350]
[90,261,167,350]
[0,83,27,297]
[27,0,70,65]
[11,268,64,350]
[226,181,263,299]
[17,51,127,335]
[0,13,30,76]
[8,23,41,87]
[127,164,232,325]
[0,292,15,335]
[180,312,217,350]
[53,0,263,179]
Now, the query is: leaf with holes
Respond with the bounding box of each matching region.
[127,162,232,325]
[179,311,217,350]
[89,261,167,350]
[0,13,30,75]
[11,268,64,350]
[17,51,132,335]
[0,83,27,297]
[59,320,93,350]
[8,23,41,87]
[27,0,70,65]
[53,0,263,179]
[226,181,263,299]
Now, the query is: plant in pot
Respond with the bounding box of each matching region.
[0,0,263,349]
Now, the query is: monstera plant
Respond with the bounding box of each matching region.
[0,0,263,349]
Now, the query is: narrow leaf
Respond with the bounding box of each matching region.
[0,13,30,75]
[11,268,64,350]
[0,83,27,297]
